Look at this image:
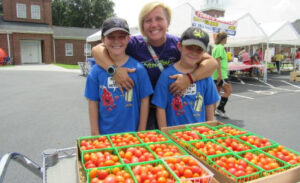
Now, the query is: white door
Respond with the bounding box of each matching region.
[20,40,42,64]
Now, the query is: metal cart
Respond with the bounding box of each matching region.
[0,147,80,183]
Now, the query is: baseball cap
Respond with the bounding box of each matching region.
[101,17,130,37]
[180,27,209,51]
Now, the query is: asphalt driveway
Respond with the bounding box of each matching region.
[0,65,299,183]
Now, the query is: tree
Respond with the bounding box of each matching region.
[0,0,3,15]
[52,0,115,28]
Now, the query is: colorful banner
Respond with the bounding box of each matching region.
[192,11,237,36]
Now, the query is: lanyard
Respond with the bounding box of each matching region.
[143,37,164,72]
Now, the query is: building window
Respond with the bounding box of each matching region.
[65,43,73,56]
[84,44,91,56]
[31,5,41,19]
[16,3,27,18]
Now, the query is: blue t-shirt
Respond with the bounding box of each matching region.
[84,56,153,134]
[151,65,220,126]
[126,34,181,88]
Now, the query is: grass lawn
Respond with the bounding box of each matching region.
[53,63,80,69]
[0,64,14,67]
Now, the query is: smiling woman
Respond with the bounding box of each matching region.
[91,1,218,131]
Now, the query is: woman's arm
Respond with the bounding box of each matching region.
[205,104,215,121]
[92,44,135,93]
[88,100,100,135]
[138,96,150,131]
[169,53,217,94]
[156,107,167,129]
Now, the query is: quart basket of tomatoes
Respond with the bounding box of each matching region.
[87,164,135,183]
[214,124,248,136]
[168,129,203,147]
[109,132,142,147]
[82,148,122,171]
[117,144,157,164]
[237,133,278,149]
[237,149,290,176]
[186,123,228,140]
[262,145,300,167]
[162,155,214,183]
[187,139,232,161]
[136,130,170,143]
[208,153,262,183]
[129,159,178,183]
[78,135,113,151]
[147,141,189,158]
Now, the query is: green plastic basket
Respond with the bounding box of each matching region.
[215,124,248,136]
[237,149,290,177]
[86,164,135,183]
[162,155,214,183]
[136,129,170,143]
[261,145,300,167]
[146,140,189,158]
[208,153,262,183]
[81,147,123,173]
[116,144,157,164]
[186,123,228,140]
[187,139,232,162]
[236,133,278,149]
[129,159,179,183]
[78,135,113,152]
[168,129,203,147]
[214,136,256,153]
[108,132,142,147]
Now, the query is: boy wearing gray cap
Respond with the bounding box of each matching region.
[84,17,153,135]
[152,27,219,128]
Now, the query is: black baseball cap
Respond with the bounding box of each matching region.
[180,27,209,51]
[101,17,130,37]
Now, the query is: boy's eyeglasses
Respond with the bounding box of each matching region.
[185,45,204,54]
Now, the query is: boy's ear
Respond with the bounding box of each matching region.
[177,42,182,51]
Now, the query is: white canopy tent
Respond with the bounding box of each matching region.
[225,13,269,47]
[86,30,102,42]
[262,21,300,46]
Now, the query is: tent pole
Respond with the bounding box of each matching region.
[294,45,296,72]
[264,43,269,83]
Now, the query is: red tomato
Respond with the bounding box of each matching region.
[103,175,117,183]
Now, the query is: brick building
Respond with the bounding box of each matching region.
[0,0,100,65]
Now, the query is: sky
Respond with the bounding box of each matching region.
[112,0,300,27]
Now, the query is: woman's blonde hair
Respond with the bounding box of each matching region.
[138,1,172,36]
[215,32,227,45]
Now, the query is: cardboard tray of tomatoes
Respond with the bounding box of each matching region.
[161,121,300,183]
[76,130,221,183]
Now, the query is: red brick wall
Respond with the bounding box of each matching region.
[11,33,53,65]
[54,39,100,65]
[0,34,9,54]
[2,0,52,25]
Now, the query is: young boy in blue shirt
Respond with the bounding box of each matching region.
[84,17,153,135]
[152,27,219,128]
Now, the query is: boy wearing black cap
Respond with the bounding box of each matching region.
[84,17,153,135]
[151,27,219,128]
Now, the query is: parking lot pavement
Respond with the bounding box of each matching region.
[0,68,299,183]
[216,71,300,152]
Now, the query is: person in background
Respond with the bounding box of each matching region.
[295,48,300,71]
[274,50,285,74]
[84,17,153,135]
[212,32,232,119]
[152,27,219,128]
[239,47,251,64]
[91,1,217,130]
